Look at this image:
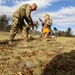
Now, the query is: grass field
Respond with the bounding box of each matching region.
[0,31,22,40]
[0,31,75,75]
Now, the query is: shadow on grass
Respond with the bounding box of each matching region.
[42,50,75,75]
[0,38,23,45]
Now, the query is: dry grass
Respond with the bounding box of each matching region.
[0,31,22,40]
[0,31,75,75]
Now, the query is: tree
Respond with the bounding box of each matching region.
[53,27,58,36]
[6,24,11,32]
[0,14,9,31]
[66,27,72,37]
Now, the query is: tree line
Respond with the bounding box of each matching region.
[0,14,11,32]
[0,14,75,37]
[53,27,74,37]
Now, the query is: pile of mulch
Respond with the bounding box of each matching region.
[42,50,75,75]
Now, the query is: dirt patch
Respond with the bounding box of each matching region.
[42,50,75,75]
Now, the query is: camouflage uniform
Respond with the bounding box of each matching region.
[10,4,34,41]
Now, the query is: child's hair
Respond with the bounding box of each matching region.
[44,14,50,18]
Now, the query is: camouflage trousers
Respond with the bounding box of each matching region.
[10,16,30,41]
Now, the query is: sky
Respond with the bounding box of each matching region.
[0,0,75,34]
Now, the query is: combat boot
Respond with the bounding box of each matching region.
[25,37,31,42]
[29,36,34,40]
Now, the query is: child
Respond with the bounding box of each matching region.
[42,14,52,38]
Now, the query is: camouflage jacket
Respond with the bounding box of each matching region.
[13,4,33,25]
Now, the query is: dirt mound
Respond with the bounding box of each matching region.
[42,50,75,75]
